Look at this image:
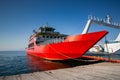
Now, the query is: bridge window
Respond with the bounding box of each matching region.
[43,35,45,38]
[47,36,49,38]
[50,36,53,38]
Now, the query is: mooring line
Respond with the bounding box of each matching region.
[48,44,83,61]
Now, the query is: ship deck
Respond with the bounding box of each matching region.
[0,61,120,80]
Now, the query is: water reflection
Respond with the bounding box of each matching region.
[26,54,103,72]
[26,55,70,72]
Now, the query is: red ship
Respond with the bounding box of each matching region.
[26,16,111,60]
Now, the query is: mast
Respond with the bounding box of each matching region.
[82,15,120,34]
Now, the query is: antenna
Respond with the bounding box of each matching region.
[45,22,48,27]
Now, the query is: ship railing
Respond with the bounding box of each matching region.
[37,38,65,45]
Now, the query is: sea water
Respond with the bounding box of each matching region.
[0,51,29,76]
[0,51,70,76]
[0,51,120,76]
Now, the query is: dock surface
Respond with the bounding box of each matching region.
[0,62,120,80]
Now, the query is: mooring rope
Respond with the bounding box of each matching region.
[48,44,120,63]
[48,44,83,61]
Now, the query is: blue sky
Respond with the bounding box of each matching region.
[0,0,120,51]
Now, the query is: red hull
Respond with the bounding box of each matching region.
[26,30,108,60]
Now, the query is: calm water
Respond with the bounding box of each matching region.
[0,51,70,76]
[0,51,28,76]
[0,51,120,76]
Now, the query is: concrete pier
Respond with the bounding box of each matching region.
[0,62,120,80]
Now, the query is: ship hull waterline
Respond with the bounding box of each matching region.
[26,31,108,60]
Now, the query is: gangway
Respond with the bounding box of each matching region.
[82,15,120,62]
[82,15,120,34]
